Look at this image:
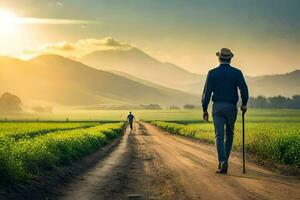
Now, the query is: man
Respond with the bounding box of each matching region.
[127,111,135,130]
[202,48,248,174]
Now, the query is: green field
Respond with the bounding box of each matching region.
[150,109,300,168]
[0,122,98,140]
[0,122,124,182]
[0,108,299,182]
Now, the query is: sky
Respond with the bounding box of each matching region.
[0,0,299,76]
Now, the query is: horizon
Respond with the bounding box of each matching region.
[0,0,299,76]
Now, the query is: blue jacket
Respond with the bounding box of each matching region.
[127,114,134,122]
[202,63,249,111]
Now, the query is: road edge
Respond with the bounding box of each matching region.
[150,122,300,177]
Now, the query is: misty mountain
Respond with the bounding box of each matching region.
[81,48,204,94]
[0,55,199,107]
[247,70,300,97]
[81,48,300,97]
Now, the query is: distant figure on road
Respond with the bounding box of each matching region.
[127,112,135,130]
[202,48,249,174]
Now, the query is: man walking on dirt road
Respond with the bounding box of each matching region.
[127,112,135,130]
[202,48,249,174]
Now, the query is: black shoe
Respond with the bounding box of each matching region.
[216,161,228,174]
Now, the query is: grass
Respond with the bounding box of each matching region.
[0,122,98,140]
[152,121,300,168]
[0,122,124,182]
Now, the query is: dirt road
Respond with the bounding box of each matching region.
[56,122,300,200]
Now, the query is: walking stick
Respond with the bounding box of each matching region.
[242,112,246,173]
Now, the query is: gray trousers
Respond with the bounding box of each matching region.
[212,102,237,162]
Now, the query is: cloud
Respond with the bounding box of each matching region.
[20,37,133,59]
[18,18,98,25]
[18,2,98,26]
[45,42,76,51]
[56,2,64,7]
[77,37,130,48]
[48,1,64,7]
[22,48,37,55]
[22,42,75,55]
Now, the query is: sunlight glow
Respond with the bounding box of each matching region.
[18,18,98,25]
[0,9,18,34]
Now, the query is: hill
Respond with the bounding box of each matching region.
[0,55,199,107]
[247,70,300,97]
[81,48,300,96]
[80,48,204,93]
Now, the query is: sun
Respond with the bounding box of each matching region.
[0,9,18,34]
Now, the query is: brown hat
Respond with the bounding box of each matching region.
[216,48,234,58]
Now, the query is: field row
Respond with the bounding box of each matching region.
[0,122,98,140]
[152,121,300,167]
[0,122,124,182]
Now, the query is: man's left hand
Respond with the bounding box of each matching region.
[241,105,247,114]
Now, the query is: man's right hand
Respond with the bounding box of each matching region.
[241,105,247,114]
[203,111,209,121]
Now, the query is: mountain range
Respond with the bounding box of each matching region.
[81,48,300,97]
[0,46,299,110]
[0,55,199,108]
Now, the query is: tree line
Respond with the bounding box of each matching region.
[248,95,300,109]
[180,95,300,110]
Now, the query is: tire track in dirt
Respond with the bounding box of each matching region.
[135,122,188,200]
[57,125,133,200]
[56,123,187,200]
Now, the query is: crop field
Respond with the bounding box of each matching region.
[152,109,300,168]
[0,109,299,183]
[0,122,98,140]
[0,122,124,182]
